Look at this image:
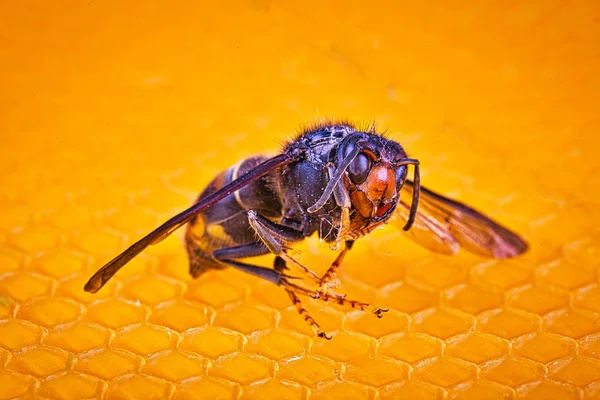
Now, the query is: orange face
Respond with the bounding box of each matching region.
[349,163,398,221]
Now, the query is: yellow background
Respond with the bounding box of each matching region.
[1,1,600,399]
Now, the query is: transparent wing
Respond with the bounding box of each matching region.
[391,180,528,258]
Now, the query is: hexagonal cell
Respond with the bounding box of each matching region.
[72,188,127,213]
[0,246,24,274]
[107,374,171,399]
[544,309,600,339]
[585,382,600,400]
[0,319,42,350]
[37,372,100,400]
[181,328,241,359]
[478,309,540,339]
[7,345,70,377]
[31,250,88,279]
[574,284,600,313]
[0,203,40,232]
[343,252,407,289]
[481,357,545,387]
[184,275,245,307]
[507,285,569,314]
[47,204,94,232]
[536,260,596,290]
[0,272,53,302]
[150,300,210,332]
[413,357,477,388]
[241,379,305,400]
[17,297,81,327]
[156,252,193,282]
[379,333,442,364]
[213,302,275,334]
[381,381,445,399]
[246,330,305,360]
[451,380,514,400]
[0,296,15,319]
[74,349,138,379]
[277,355,338,386]
[21,186,73,211]
[580,333,600,359]
[344,309,409,339]
[562,235,600,266]
[444,284,503,315]
[119,277,180,306]
[70,228,124,256]
[472,260,532,290]
[501,192,559,224]
[312,331,374,362]
[0,347,9,366]
[312,380,373,399]
[85,299,148,329]
[101,169,161,194]
[140,231,184,260]
[343,356,409,386]
[142,350,208,382]
[516,380,579,400]
[8,224,62,255]
[209,353,273,385]
[406,258,469,290]
[136,188,190,215]
[166,163,216,194]
[0,370,35,399]
[381,283,438,314]
[44,322,108,354]
[112,324,175,355]
[279,303,344,338]
[446,333,508,364]
[55,275,109,304]
[412,308,474,339]
[512,332,575,363]
[104,207,159,236]
[549,357,600,387]
[175,377,236,400]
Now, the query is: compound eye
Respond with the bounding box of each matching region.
[395,165,408,189]
[348,152,371,184]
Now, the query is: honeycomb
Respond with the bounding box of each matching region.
[1,1,600,399]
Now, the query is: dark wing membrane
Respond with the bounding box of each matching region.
[391,180,528,258]
[84,153,292,293]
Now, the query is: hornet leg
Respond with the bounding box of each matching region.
[315,240,354,297]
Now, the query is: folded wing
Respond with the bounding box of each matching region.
[390,181,528,258]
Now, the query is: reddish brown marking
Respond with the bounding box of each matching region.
[366,165,392,198]
[350,190,373,218]
[375,202,393,219]
[281,277,381,315]
[351,164,397,220]
[286,290,327,337]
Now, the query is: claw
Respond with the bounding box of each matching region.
[373,308,388,318]
[317,331,332,340]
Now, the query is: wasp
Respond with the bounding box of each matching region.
[85,122,528,339]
